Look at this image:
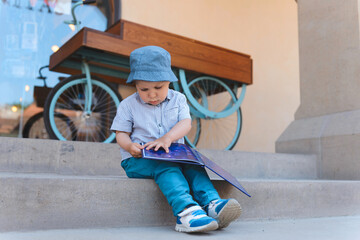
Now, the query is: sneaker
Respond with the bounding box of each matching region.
[175,205,218,233]
[206,198,242,229]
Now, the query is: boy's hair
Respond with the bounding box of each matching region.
[126,46,178,84]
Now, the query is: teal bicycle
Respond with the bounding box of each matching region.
[43,1,122,143]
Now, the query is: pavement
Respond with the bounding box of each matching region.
[1,216,359,240]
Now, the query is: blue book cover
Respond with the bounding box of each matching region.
[142,143,251,197]
[142,143,203,165]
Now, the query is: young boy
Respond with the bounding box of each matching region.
[111,46,241,233]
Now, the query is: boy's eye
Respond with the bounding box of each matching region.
[155,86,163,90]
[140,88,148,91]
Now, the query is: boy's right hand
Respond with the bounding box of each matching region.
[128,142,144,158]
[115,131,144,158]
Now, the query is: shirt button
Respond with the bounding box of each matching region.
[158,124,162,127]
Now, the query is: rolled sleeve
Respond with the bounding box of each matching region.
[178,93,191,121]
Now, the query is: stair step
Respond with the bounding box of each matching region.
[1,172,359,232]
[0,137,317,179]
[1,216,359,240]
[200,149,317,179]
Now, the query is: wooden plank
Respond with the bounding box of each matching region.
[105,21,121,35]
[49,28,142,84]
[171,52,251,84]
[49,28,86,71]
[84,29,141,57]
[107,20,252,84]
[51,26,252,84]
[87,28,251,83]
[50,28,142,72]
[60,58,129,82]
[54,65,128,85]
[122,20,250,66]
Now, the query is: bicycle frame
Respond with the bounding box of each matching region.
[81,61,93,115]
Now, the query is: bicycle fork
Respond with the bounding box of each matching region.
[81,60,93,117]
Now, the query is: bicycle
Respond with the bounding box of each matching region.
[42,0,122,143]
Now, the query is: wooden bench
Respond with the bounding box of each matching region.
[49,19,252,85]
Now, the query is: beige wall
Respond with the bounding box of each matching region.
[121,0,299,153]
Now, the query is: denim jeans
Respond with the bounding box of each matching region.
[121,157,220,216]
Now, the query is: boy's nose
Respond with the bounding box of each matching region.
[149,91,156,98]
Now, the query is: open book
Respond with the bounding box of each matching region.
[142,143,251,197]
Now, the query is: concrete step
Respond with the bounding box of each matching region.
[0,137,317,179]
[1,172,359,232]
[1,216,360,240]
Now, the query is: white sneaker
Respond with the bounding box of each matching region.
[175,205,218,233]
[206,198,242,229]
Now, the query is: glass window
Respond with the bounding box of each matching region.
[0,0,107,138]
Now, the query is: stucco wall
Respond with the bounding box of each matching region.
[121,0,299,153]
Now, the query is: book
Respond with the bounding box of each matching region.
[141,143,251,197]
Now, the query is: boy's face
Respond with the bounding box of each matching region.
[135,80,170,105]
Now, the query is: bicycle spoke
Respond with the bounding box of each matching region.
[91,101,117,113]
[65,85,85,111]
[94,123,108,140]
[91,87,107,110]
[55,95,74,110]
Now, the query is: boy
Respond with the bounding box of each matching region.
[111,46,241,233]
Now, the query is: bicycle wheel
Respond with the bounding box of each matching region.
[186,76,242,150]
[184,114,201,148]
[23,111,77,139]
[44,74,121,143]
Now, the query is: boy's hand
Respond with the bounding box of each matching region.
[128,142,144,158]
[143,136,172,153]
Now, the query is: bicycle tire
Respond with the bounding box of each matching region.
[186,75,242,150]
[184,114,201,148]
[43,74,122,143]
[23,111,77,139]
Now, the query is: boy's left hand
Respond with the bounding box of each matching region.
[143,136,172,153]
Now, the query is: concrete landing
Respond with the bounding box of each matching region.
[1,216,359,240]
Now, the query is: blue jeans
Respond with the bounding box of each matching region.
[121,157,220,216]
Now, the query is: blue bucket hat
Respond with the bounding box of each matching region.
[126,46,178,84]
